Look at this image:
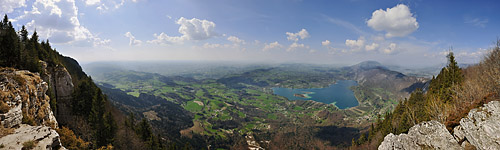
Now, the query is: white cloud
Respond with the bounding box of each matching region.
[365,43,379,51]
[147,32,184,45]
[287,43,309,52]
[0,0,26,14]
[96,4,108,11]
[124,32,142,46]
[88,0,138,13]
[321,40,339,54]
[177,17,218,40]
[227,36,245,45]
[85,0,101,6]
[345,36,365,51]
[286,29,310,42]
[367,4,419,38]
[322,40,331,46]
[263,41,283,51]
[16,0,109,47]
[382,43,397,54]
[148,17,218,45]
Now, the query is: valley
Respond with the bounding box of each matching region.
[85,61,428,149]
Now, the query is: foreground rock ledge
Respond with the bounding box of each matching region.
[0,124,66,150]
[378,101,500,150]
[378,120,461,150]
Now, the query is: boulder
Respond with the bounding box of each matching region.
[457,101,500,150]
[378,120,462,150]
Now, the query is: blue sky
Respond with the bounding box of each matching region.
[1,0,499,66]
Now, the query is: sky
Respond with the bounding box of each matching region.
[1,0,499,67]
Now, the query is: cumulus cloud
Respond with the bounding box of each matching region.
[367,4,419,38]
[16,0,109,47]
[322,40,331,46]
[0,0,26,14]
[177,17,217,40]
[365,43,379,51]
[227,36,245,45]
[287,43,309,52]
[148,17,218,45]
[345,36,365,51]
[286,29,310,42]
[262,41,283,51]
[124,32,142,46]
[382,43,397,54]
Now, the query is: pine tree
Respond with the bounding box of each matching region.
[429,51,463,103]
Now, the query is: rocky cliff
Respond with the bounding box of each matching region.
[0,67,65,149]
[379,100,500,150]
[40,61,74,125]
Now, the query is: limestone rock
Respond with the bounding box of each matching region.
[0,124,66,150]
[458,101,500,150]
[379,101,500,150]
[378,120,462,150]
[0,68,58,128]
[0,102,22,128]
[40,61,74,125]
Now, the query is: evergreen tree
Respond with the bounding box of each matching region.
[429,51,463,103]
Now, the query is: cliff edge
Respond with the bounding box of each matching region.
[0,68,65,149]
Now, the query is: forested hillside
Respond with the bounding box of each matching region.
[352,44,500,149]
[0,15,167,149]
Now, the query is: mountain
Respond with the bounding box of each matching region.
[348,60,387,70]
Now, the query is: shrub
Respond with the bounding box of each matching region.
[21,140,36,150]
[0,100,9,113]
[21,113,35,126]
[12,75,26,87]
[56,126,89,150]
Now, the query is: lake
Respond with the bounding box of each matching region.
[271,80,359,109]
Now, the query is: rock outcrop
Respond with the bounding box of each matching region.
[40,61,74,125]
[379,101,500,150]
[0,68,65,149]
[0,124,65,150]
[0,68,58,127]
[378,120,462,150]
[454,101,500,150]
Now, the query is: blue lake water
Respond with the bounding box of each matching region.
[271,80,359,109]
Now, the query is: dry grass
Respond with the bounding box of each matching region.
[0,100,9,113]
[0,126,14,138]
[56,126,89,150]
[21,140,36,150]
